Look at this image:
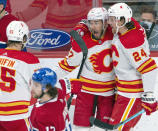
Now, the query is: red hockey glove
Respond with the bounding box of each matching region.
[141,92,158,115]
[59,78,82,95]
[70,78,82,94]
[74,19,89,37]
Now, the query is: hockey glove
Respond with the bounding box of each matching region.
[59,78,82,95]
[141,92,158,115]
[74,19,89,37]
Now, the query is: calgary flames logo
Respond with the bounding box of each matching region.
[89,49,113,74]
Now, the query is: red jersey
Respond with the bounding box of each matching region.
[0,13,18,47]
[30,89,67,131]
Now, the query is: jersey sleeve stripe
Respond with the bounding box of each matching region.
[58,58,78,72]
[141,65,157,74]
[137,58,153,72]
[137,58,157,74]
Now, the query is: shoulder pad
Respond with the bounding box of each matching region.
[7,50,39,64]
[119,27,145,49]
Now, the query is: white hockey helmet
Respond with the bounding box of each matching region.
[108,3,132,24]
[6,21,29,44]
[87,7,108,23]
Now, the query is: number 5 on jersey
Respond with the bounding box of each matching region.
[0,67,16,92]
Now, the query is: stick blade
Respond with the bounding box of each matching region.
[90,117,116,130]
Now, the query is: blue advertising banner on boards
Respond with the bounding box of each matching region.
[26,29,70,49]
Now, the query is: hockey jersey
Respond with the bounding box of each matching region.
[0,49,40,121]
[0,13,18,48]
[111,19,158,98]
[57,26,115,96]
[30,89,69,131]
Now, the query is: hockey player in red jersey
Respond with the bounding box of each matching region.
[30,68,82,131]
[0,0,18,48]
[0,20,40,131]
[107,3,158,131]
[55,7,115,130]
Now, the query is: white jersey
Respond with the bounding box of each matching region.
[56,26,116,96]
[112,20,158,98]
[0,49,40,121]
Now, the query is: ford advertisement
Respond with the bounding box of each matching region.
[26,29,70,49]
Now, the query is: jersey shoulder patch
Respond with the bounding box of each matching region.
[119,27,145,49]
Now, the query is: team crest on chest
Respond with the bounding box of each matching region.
[89,49,113,74]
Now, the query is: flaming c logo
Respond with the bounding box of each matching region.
[89,49,113,74]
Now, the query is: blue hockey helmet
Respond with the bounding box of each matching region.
[0,0,7,9]
[32,68,57,90]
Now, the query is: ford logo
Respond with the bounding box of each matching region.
[26,29,70,49]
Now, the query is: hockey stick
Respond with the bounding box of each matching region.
[90,109,145,130]
[67,30,88,110]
